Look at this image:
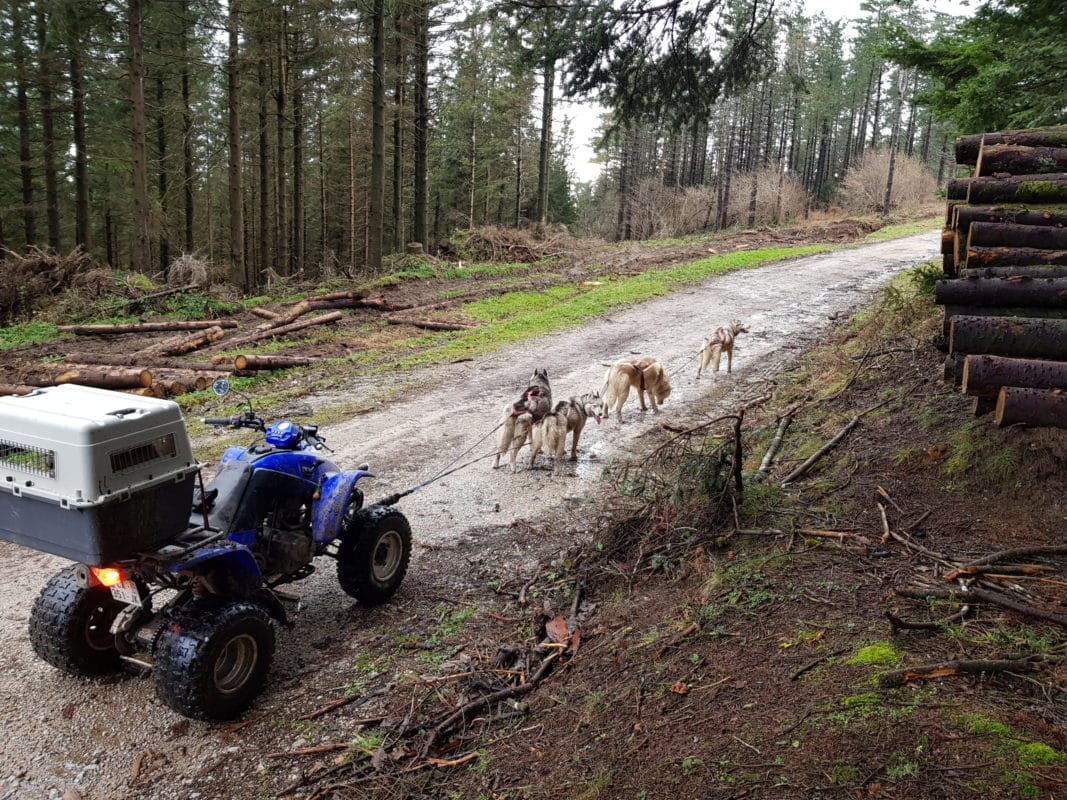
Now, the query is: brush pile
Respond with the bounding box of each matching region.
[0,247,94,324]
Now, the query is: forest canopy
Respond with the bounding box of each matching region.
[886,0,1067,132]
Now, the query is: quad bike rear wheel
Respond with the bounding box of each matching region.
[337,506,412,605]
[153,597,275,721]
[29,566,125,676]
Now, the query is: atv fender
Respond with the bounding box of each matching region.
[312,470,372,544]
[165,543,263,594]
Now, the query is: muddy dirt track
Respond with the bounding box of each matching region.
[0,232,936,799]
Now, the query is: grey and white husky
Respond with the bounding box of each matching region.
[493,368,552,472]
[695,321,749,378]
[529,391,604,474]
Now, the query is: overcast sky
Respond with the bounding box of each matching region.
[563,0,977,182]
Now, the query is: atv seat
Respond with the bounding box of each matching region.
[190,460,252,533]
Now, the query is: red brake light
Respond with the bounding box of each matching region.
[90,566,125,587]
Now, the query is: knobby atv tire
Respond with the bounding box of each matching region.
[29,567,125,676]
[337,506,412,605]
[153,597,275,721]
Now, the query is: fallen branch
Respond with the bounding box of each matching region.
[419,652,559,758]
[654,622,700,660]
[967,584,1067,628]
[248,307,280,321]
[298,685,390,721]
[885,606,972,633]
[790,648,849,681]
[265,743,352,759]
[879,656,1047,688]
[755,414,792,482]
[965,545,1067,569]
[780,388,916,487]
[780,417,859,485]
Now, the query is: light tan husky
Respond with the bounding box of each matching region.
[602,356,671,422]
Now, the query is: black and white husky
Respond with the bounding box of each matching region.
[493,368,552,472]
[529,392,604,475]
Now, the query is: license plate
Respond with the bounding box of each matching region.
[110,579,142,607]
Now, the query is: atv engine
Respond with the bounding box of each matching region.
[256,503,315,576]
[256,527,315,576]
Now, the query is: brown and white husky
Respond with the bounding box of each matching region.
[529,392,604,474]
[696,321,749,378]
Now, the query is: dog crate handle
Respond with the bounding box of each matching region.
[106,408,140,418]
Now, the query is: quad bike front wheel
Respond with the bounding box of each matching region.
[337,506,412,605]
[29,566,125,676]
[153,597,275,721]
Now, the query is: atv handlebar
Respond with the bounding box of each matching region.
[201,411,266,432]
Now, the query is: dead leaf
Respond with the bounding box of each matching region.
[61,703,76,720]
[545,613,569,644]
[669,681,690,695]
[867,782,882,796]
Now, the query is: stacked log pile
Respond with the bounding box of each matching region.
[937,125,1067,429]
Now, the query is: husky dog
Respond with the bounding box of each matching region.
[602,356,671,423]
[695,321,749,378]
[529,392,604,474]
[493,368,552,471]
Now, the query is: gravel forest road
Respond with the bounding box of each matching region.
[0,231,937,799]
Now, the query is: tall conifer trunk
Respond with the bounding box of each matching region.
[130,0,151,271]
[37,8,60,250]
[368,0,385,270]
[226,0,245,286]
[412,1,429,249]
[13,8,36,246]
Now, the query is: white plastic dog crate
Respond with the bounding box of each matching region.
[0,384,197,564]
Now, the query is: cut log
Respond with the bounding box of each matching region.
[307,296,391,312]
[953,204,1067,237]
[64,353,230,371]
[995,386,1067,428]
[222,312,343,348]
[963,354,1067,398]
[960,265,1067,279]
[965,246,1067,269]
[384,317,475,331]
[152,368,232,389]
[946,200,963,227]
[941,228,955,255]
[233,354,313,371]
[976,144,1067,176]
[965,174,1067,205]
[249,307,281,321]
[0,384,35,396]
[268,299,312,328]
[946,178,971,201]
[956,125,1067,165]
[21,366,153,390]
[58,319,238,335]
[943,355,964,385]
[968,221,1067,251]
[288,290,366,304]
[141,326,226,357]
[949,315,1067,360]
[941,305,1067,336]
[934,277,1067,308]
[942,253,956,277]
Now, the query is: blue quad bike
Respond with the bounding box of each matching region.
[28,382,412,721]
